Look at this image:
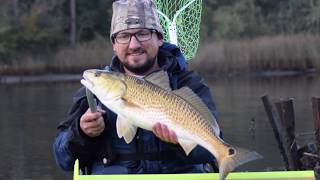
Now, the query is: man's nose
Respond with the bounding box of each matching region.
[128,35,142,49]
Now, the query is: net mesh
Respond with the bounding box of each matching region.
[154,0,202,60]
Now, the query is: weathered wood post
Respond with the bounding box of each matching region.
[262,95,300,170]
[275,98,300,170]
[312,97,320,180]
[312,97,320,156]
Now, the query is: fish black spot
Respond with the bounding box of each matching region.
[94,71,102,77]
[228,148,235,156]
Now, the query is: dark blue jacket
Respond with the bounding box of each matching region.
[53,42,219,174]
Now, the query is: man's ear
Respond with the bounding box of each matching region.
[113,45,117,54]
[158,39,164,47]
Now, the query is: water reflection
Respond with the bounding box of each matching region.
[205,74,318,171]
[0,75,318,179]
[0,82,80,180]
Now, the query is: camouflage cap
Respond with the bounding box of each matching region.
[110,0,163,38]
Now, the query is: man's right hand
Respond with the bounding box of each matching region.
[80,108,105,137]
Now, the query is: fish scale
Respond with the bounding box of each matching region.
[123,75,229,139]
[123,75,213,135]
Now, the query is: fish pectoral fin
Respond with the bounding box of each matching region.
[116,115,138,143]
[178,138,198,156]
[116,115,126,138]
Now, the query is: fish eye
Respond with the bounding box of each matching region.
[94,72,101,77]
[228,148,235,156]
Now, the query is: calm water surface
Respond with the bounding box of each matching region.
[0,74,318,179]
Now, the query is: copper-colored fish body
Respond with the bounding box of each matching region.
[81,69,262,180]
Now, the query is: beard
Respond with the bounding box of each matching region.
[122,57,156,75]
[122,47,157,75]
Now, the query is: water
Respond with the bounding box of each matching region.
[0,74,318,179]
[0,82,79,180]
[207,74,319,171]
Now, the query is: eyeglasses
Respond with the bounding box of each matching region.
[113,29,156,44]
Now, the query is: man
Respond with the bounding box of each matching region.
[53,0,219,174]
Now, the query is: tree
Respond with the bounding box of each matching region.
[70,0,76,45]
[210,0,261,39]
[12,0,20,17]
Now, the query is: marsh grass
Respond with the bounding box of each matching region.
[0,35,113,75]
[190,34,320,76]
[1,34,320,76]
[1,55,49,75]
[51,36,113,73]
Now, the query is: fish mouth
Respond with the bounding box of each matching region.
[81,74,94,89]
[81,69,112,90]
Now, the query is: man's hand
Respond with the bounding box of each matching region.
[152,122,178,144]
[80,108,105,137]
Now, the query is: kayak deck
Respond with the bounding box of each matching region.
[73,160,315,180]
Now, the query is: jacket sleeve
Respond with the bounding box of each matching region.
[53,87,104,171]
[176,70,220,164]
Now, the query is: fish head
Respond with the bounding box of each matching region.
[81,69,126,101]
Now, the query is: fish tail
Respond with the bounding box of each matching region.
[218,147,263,180]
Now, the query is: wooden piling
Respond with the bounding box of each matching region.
[314,163,320,180]
[275,98,300,170]
[312,97,320,179]
[262,95,300,170]
[312,97,320,156]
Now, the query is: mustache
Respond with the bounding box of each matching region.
[127,48,146,54]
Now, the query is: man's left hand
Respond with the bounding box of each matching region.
[152,122,178,144]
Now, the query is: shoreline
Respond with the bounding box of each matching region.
[0,69,317,84]
[0,74,82,84]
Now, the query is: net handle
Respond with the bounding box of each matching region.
[156,0,197,45]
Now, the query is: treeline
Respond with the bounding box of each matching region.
[201,0,320,39]
[0,0,320,74]
[0,0,113,61]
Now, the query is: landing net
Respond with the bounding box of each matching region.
[154,0,202,60]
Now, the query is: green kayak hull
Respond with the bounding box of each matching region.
[73,160,315,180]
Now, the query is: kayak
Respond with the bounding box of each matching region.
[73,160,315,180]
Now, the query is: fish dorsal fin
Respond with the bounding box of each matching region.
[144,70,171,91]
[173,87,220,135]
[116,115,138,144]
